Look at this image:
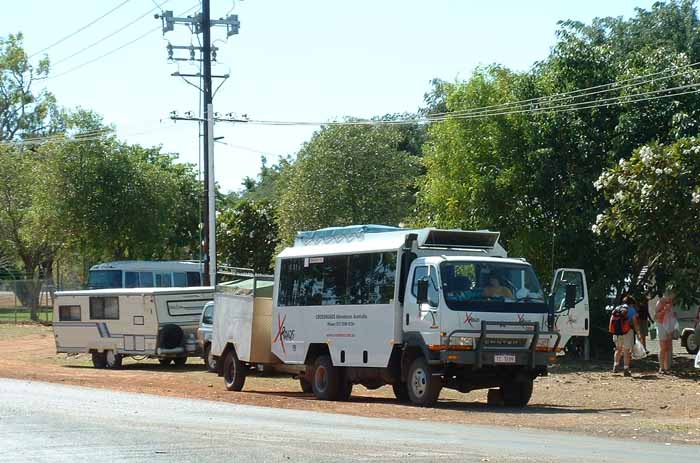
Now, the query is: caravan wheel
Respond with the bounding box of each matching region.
[158,358,172,366]
[173,356,187,367]
[223,349,246,391]
[104,350,122,369]
[91,352,107,369]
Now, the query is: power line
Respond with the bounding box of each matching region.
[52,0,171,67]
[29,0,134,58]
[429,61,700,118]
[45,3,199,80]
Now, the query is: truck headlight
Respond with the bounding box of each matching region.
[452,336,474,347]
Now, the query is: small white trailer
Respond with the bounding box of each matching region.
[53,287,214,368]
[211,225,588,407]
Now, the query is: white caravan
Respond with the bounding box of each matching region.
[53,287,214,368]
[212,225,587,407]
[88,260,204,289]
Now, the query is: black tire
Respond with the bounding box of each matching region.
[501,377,533,407]
[311,355,341,400]
[684,331,699,355]
[173,356,187,367]
[299,377,313,393]
[406,357,442,407]
[158,358,172,366]
[338,380,353,402]
[92,352,107,369]
[204,344,218,372]
[223,349,246,392]
[392,382,410,403]
[104,350,122,369]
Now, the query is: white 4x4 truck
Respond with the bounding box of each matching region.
[211,226,588,407]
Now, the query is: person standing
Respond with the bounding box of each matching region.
[636,294,652,353]
[610,295,640,377]
[655,290,676,374]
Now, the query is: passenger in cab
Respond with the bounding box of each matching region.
[483,276,513,299]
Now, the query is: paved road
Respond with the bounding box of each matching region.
[0,378,696,463]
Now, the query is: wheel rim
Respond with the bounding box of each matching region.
[315,366,328,392]
[106,350,116,366]
[411,367,427,398]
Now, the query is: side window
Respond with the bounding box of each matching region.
[156,273,172,287]
[139,272,154,287]
[411,266,439,306]
[59,305,81,321]
[90,297,119,320]
[125,272,139,288]
[173,272,187,287]
[202,304,214,325]
[553,270,584,308]
[186,272,201,287]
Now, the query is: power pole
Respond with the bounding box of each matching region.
[157,3,240,286]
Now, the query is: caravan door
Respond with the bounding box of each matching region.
[551,268,589,346]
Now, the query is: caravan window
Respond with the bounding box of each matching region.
[186,272,201,286]
[125,272,139,288]
[173,272,187,287]
[58,305,81,321]
[90,297,119,320]
[155,273,172,287]
[278,252,397,307]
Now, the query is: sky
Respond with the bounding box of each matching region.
[2,0,658,193]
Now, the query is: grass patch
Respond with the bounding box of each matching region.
[0,308,52,323]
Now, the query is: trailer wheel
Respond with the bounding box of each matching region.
[158,358,172,366]
[501,377,533,407]
[173,356,187,367]
[204,344,218,372]
[392,382,410,403]
[683,331,699,355]
[91,352,107,369]
[104,350,122,369]
[299,377,313,393]
[311,355,341,400]
[223,349,246,391]
[406,357,441,407]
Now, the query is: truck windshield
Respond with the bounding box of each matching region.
[88,270,122,289]
[440,261,546,312]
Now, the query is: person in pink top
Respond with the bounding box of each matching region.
[655,290,676,374]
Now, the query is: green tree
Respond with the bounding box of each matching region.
[277,124,421,245]
[217,200,278,273]
[594,139,700,304]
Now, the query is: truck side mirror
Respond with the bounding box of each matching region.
[565,283,577,310]
[416,278,429,305]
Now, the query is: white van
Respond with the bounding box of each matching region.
[53,287,214,368]
[212,226,588,407]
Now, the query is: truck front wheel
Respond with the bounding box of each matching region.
[406,357,442,406]
[312,355,341,400]
[501,377,533,407]
[223,349,246,391]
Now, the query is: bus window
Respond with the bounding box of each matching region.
[88,270,122,289]
[125,272,139,288]
[186,272,201,287]
[173,272,187,287]
[139,272,154,287]
[156,273,172,287]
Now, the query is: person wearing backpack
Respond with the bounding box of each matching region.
[610,295,640,376]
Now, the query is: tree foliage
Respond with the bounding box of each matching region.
[217,200,278,273]
[277,124,421,245]
[594,139,700,304]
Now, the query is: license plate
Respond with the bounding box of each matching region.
[494,354,516,364]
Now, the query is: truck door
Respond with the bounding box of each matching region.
[551,268,589,341]
[403,262,441,346]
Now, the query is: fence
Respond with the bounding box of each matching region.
[0,279,55,324]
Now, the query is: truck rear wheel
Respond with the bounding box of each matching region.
[312,355,341,400]
[501,377,533,407]
[406,357,442,406]
[91,352,107,369]
[223,349,246,391]
[104,350,122,369]
[392,382,410,403]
